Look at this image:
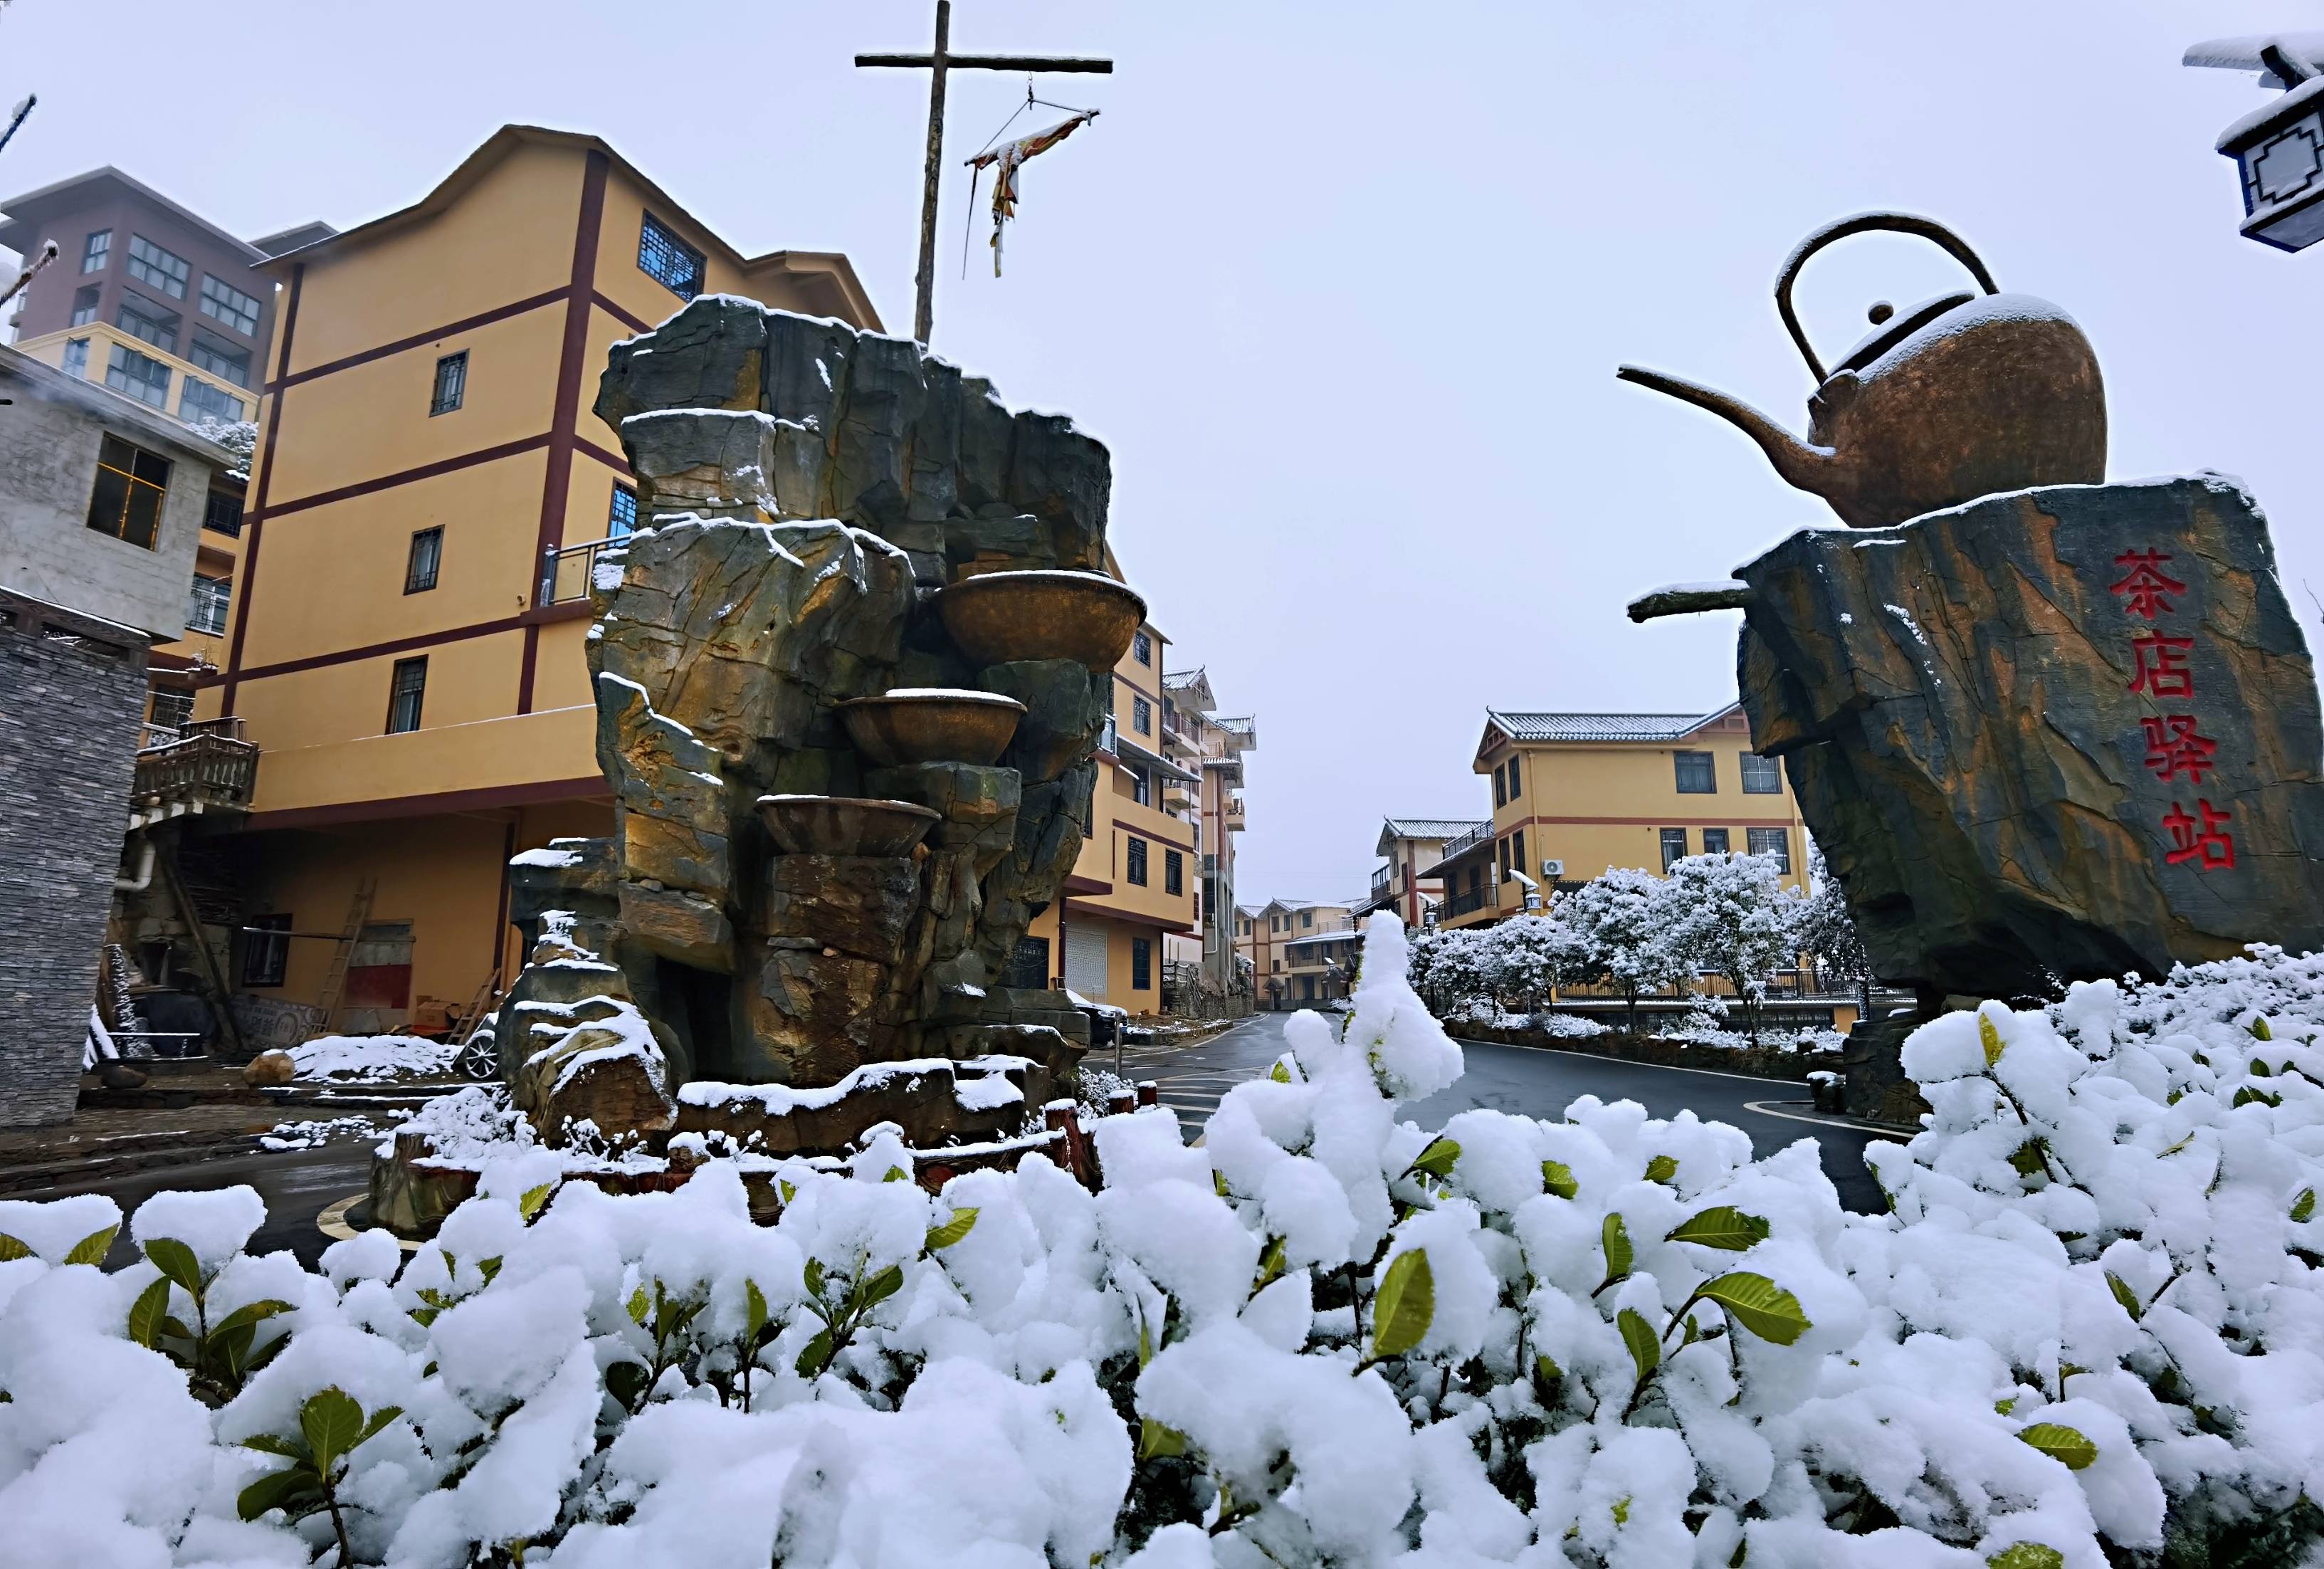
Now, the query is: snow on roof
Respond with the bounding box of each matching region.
[1483,703,1740,745]
[1382,817,1486,842]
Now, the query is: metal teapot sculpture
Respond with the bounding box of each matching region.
[1618,212,2105,530]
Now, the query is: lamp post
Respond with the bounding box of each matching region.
[2187,33,2324,251]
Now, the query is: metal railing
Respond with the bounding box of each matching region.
[1370,862,1401,896]
[1434,821,1495,865]
[542,536,623,605]
[132,728,258,808]
[1439,887,1491,919]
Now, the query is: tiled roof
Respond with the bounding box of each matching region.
[1485,703,1738,744]
[1383,817,1487,841]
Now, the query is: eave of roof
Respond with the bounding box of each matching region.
[0,165,268,265]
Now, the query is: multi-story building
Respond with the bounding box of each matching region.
[1427,705,1812,930]
[1234,897,1356,1009]
[1161,666,1255,1011]
[1356,817,1483,928]
[0,169,332,747]
[179,125,880,1033]
[1016,583,1256,1018]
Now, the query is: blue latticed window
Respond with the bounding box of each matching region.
[609,483,638,537]
[638,214,704,300]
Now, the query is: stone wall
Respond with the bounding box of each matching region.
[0,607,146,1127]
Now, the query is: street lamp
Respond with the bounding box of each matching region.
[2186,33,2324,251]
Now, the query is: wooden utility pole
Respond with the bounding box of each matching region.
[857,1,1110,345]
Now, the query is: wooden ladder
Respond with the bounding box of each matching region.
[456,963,502,1040]
[307,876,377,1037]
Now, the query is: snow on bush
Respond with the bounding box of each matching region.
[290,1034,461,1083]
[1,917,2319,1566]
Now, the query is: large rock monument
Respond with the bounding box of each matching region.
[1624,212,2324,1116]
[479,298,1141,1173]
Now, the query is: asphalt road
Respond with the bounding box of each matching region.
[37,1140,377,1269]
[1115,1009,1900,1213]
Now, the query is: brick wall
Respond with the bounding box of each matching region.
[0,612,144,1127]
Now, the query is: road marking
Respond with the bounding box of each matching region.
[1741,1099,1914,1137]
[317,1192,424,1250]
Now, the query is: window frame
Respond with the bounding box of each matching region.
[1701,827,1730,856]
[61,336,90,378]
[148,686,194,732]
[81,229,112,273]
[1164,848,1183,896]
[1740,752,1783,794]
[1659,828,1688,871]
[1132,629,1152,666]
[1132,694,1152,735]
[1747,827,1792,874]
[1125,834,1149,886]
[638,213,706,300]
[186,573,231,636]
[104,342,172,408]
[1673,750,1718,794]
[126,233,190,299]
[429,351,467,416]
[609,483,638,538]
[405,527,443,595]
[241,913,292,987]
[69,284,99,326]
[386,656,428,734]
[1493,765,1506,808]
[197,274,262,337]
[116,293,181,355]
[1507,753,1521,797]
[1132,935,1153,991]
[178,376,243,426]
[85,433,172,549]
[189,332,252,389]
[202,490,243,537]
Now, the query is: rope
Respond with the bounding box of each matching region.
[959,79,1104,280]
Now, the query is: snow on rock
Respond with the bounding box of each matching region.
[288,1032,461,1082]
[0,928,2318,1564]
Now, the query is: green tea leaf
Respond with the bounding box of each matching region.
[143,1237,204,1298]
[355,1405,404,1447]
[2232,1085,2281,1109]
[626,1285,651,1325]
[861,1263,905,1310]
[127,1277,172,1349]
[1534,1352,1562,1387]
[63,1225,119,1266]
[1697,1272,1811,1345]
[2250,1015,2273,1041]
[1137,1416,1187,1459]
[1617,1307,1660,1384]
[802,1258,826,1301]
[1644,1155,1678,1185]
[882,1165,910,1183]
[778,1180,796,1205]
[477,1256,504,1286]
[1599,1213,1634,1288]
[2009,1138,2049,1177]
[1987,1546,2065,1569]
[2249,1057,2274,1077]
[299,1387,365,1473]
[238,1432,308,1459]
[1268,1061,1292,1084]
[1979,1014,2005,1069]
[1541,1160,1578,1201]
[0,1233,31,1262]
[794,1328,834,1378]
[1252,1236,1287,1294]
[745,1280,769,1343]
[1994,1396,2017,1415]
[211,1298,293,1343]
[2293,1188,2316,1224]
[518,1182,555,1222]
[1212,1171,1229,1198]
[2017,1422,2098,1470]
[2105,1271,2143,1322]
[1665,1207,1770,1252]
[1369,1248,1434,1360]
[924,1207,979,1252]
[237,1464,314,1522]
[605,1360,651,1409]
[1407,1138,1461,1181]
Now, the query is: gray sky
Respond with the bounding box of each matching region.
[6,1,2319,906]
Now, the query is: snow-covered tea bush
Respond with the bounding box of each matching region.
[1,918,2319,1568]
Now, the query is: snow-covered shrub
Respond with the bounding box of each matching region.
[0,918,2318,1567]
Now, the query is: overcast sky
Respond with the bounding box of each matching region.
[6,1,2318,906]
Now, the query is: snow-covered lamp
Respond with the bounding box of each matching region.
[2187,33,2324,251]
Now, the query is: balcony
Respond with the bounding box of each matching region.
[1162,777,1199,812]
[132,717,258,827]
[1224,794,1246,829]
[542,535,624,605]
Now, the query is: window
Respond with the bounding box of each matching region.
[386,656,428,733]
[1132,937,1152,991]
[1132,695,1152,735]
[405,527,443,594]
[1740,752,1782,794]
[1659,828,1688,871]
[1493,765,1506,807]
[61,337,89,377]
[203,490,243,536]
[105,342,171,407]
[117,294,180,353]
[1747,827,1792,874]
[1507,753,1521,797]
[241,913,291,987]
[179,377,243,425]
[198,275,261,336]
[1129,765,1150,807]
[1165,849,1183,896]
[1126,835,1149,886]
[430,352,466,415]
[1513,831,1526,881]
[149,687,194,731]
[1498,836,1512,879]
[609,483,638,538]
[186,574,230,635]
[1702,827,1730,856]
[638,214,705,299]
[1301,910,1313,928]
[1674,750,1717,794]
[1272,959,1281,973]
[126,235,189,298]
[81,229,112,273]
[70,285,99,326]
[189,334,251,389]
[85,434,172,547]
[1132,629,1152,665]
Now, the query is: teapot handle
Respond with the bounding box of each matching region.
[1774,211,2000,384]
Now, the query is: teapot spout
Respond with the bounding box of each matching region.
[1616,364,1837,495]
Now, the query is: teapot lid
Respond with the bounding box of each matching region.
[1830,290,1977,377]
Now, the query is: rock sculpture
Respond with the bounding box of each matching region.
[487,296,1140,1160]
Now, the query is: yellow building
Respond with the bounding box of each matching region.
[1356,817,1483,928]
[1017,584,1256,1018]
[1234,898,1356,1009]
[191,125,878,1029]
[1428,705,1812,931]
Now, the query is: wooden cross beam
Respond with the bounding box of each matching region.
[857,0,1112,344]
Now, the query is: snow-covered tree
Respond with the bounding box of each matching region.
[191,416,257,482]
[1560,866,1686,1034]
[1479,908,1599,1012]
[1658,851,1803,1044]
[1795,841,1873,1007]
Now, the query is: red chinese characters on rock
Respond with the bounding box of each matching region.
[2116,549,2234,872]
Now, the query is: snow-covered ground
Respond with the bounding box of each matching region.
[287,1034,461,1083]
[0,920,2317,1566]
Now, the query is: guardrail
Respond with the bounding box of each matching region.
[542,536,622,605]
[132,730,258,809]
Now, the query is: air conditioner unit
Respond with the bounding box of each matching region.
[1540,859,1565,879]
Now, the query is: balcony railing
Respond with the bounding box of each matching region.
[1439,888,1490,919]
[542,535,623,605]
[1435,821,1495,865]
[133,721,258,813]
[1370,862,1402,896]
[1224,795,1246,828]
